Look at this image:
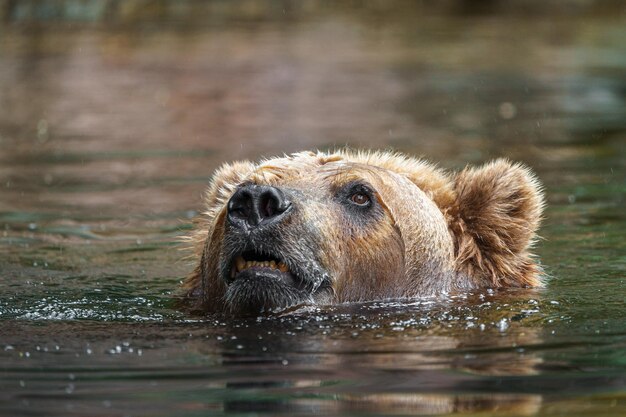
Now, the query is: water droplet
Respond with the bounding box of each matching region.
[497,319,509,332]
[498,102,517,119]
[37,119,49,142]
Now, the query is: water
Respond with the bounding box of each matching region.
[1,2,625,416]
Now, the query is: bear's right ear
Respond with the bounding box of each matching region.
[450,159,545,288]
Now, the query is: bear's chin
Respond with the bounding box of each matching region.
[224,273,314,316]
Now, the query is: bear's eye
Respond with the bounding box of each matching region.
[350,192,370,206]
[337,181,377,214]
[342,183,375,210]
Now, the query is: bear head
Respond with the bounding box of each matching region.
[182,150,544,315]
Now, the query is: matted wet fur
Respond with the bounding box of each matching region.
[181,150,544,315]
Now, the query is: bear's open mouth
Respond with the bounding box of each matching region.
[231,250,290,276]
[223,248,319,315]
[228,250,302,289]
[221,240,332,315]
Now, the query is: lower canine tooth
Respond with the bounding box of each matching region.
[235,256,245,272]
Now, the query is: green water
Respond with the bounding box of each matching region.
[1,1,625,416]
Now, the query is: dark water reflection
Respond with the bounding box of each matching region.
[1,1,625,416]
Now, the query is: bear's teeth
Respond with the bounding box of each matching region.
[235,256,245,272]
[234,257,290,273]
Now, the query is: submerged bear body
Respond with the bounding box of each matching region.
[182,150,544,315]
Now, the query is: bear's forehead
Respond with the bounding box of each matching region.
[251,154,393,188]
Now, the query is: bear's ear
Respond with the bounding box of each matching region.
[450,159,545,288]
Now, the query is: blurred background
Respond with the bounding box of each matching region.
[1,0,624,219]
[0,1,625,416]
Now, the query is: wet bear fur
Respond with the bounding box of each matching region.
[181,150,544,315]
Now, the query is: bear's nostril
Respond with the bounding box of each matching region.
[227,190,252,219]
[231,205,248,219]
[227,185,290,229]
[261,196,274,218]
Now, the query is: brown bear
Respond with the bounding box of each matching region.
[182,150,544,315]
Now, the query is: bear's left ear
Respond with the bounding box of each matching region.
[450,159,545,288]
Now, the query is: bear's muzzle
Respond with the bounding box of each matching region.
[220,186,332,315]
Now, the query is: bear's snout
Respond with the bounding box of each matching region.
[227,185,292,230]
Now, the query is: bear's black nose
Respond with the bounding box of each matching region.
[227,185,291,229]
